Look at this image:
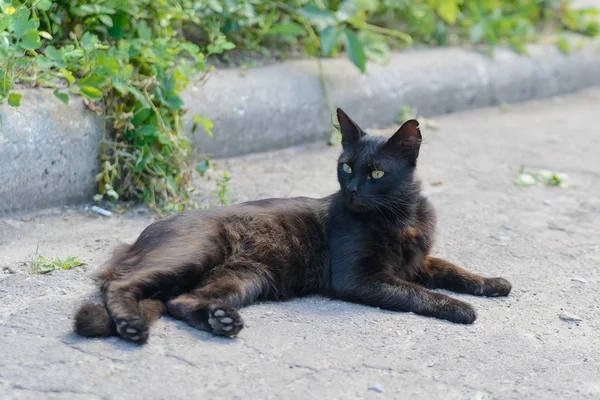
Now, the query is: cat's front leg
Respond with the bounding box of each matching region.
[418,256,512,297]
[334,277,477,324]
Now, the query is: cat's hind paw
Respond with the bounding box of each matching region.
[208,307,244,337]
[115,317,149,344]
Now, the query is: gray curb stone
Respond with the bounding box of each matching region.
[1,41,600,215]
[184,41,600,158]
[0,90,103,216]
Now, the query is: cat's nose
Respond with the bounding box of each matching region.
[346,182,359,195]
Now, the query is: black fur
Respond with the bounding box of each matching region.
[74,108,511,343]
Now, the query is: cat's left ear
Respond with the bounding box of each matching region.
[336,108,365,149]
[383,119,422,165]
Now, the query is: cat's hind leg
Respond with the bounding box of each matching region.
[105,264,199,343]
[166,264,268,337]
[75,298,164,340]
[418,256,511,297]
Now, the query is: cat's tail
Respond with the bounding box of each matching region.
[74,302,115,337]
[74,299,165,337]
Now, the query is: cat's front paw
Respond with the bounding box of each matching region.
[115,317,149,344]
[208,307,244,337]
[482,277,512,297]
[440,298,477,324]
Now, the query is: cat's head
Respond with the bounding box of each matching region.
[335,108,422,213]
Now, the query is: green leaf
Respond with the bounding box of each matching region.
[469,23,484,43]
[108,11,128,39]
[320,26,341,57]
[138,125,156,136]
[137,20,152,40]
[122,64,133,81]
[0,17,10,32]
[111,80,127,95]
[0,69,10,95]
[268,22,305,37]
[98,14,113,27]
[436,0,460,25]
[336,0,357,22]
[80,86,104,101]
[8,93,21,107]
[129,87,150,109]
[59,68,75,84]
[196,159,211,176]
[433,20,448,46]
[19,30,41,50]
[344,29,367,72]
[164,94,184,110]
[298,5,336,26]
[362,35,390,64]
[192,115,214,137]
[12,8,37,39]
[557,34,570,54]
[354,0,379,12]
[207,0,223,12]
[514,173,537,187]
[35,0,52,11]
[53,89,69,105]
[78,74,105,89]
[39,31,52,40]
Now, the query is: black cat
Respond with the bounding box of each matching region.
[74,108,511,343]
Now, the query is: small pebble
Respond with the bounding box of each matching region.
[559,312,583,322]
[368,384,384,393]
[571,277,587,283]
[490,235,510,242]
[2,266,16,274]
[91,206,112,217]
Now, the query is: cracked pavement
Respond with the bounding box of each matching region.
[1,88,600,399]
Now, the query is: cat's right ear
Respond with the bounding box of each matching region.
[383,119,422,166]
[336,108,365,148]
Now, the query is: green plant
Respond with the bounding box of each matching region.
[1,0,234,211]
[29,244,84,274]
[514,167,568,187]
[215,172,231,206]
[0,5,41,106]
[192,1,599,65]
[1,0,596,212]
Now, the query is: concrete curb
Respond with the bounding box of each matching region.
[0,90,103,216]
[184,41,600,158]
[1,41,600,215]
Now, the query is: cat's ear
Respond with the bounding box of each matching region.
[384,119,422,165]
[336,108,365,148]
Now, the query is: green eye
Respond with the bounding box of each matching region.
[371,170,385,179]
[342,163,352,173]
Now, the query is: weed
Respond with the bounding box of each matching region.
[2,0,596,210]
[29,244,84,274]
[514,167,568,187]
[215,172,232,206]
